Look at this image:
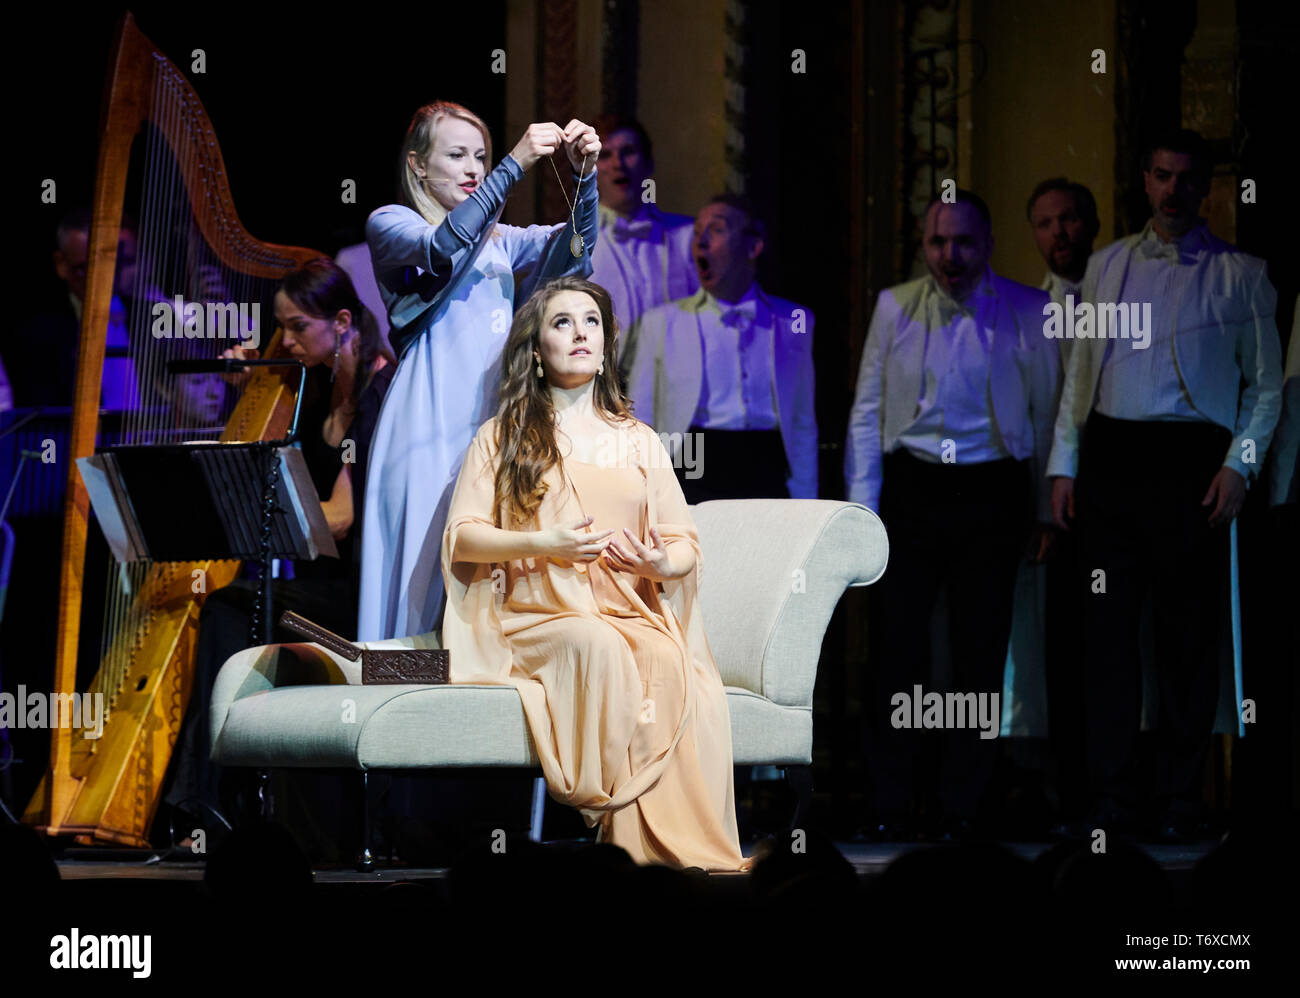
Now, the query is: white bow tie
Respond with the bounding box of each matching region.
[610,217,654,242]
[720,306,756,330]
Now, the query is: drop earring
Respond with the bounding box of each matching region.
[331,334,341,383]
[535,356,544,378]
[598,359,605,375]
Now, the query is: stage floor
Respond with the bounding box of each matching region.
[53,837,1218,882]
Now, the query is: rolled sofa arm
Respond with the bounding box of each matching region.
[208,630,441,758]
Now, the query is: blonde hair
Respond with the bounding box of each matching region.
[400,101,494,227]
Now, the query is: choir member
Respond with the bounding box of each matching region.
[624,195,817,502]
[845,189,1060,838]
[1048,130,1283,840]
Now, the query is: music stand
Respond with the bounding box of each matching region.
[75,358,335,645]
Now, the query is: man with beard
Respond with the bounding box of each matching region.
[1028,178,1100,369]
[1024,177,1099,833]
[845,189,1060,838]
[1048,129,1283,840]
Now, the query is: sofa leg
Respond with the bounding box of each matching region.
[256,768,274,820]
[529,776,547,843]
[356,770,374,873]
[784,765,813,831]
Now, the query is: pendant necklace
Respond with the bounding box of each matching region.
[549,149,591,257]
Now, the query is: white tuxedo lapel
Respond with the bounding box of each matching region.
[986,285,1021,448]
[762,293,788,423]
[660,291,707,436]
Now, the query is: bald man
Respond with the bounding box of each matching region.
[846,189,1061,839]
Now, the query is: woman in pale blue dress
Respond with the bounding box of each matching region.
[359,101,600,640]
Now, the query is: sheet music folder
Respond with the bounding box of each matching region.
[77,442,337,564]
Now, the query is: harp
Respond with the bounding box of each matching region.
[22,12,322,846]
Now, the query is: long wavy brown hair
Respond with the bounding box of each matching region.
[494,277,634,526]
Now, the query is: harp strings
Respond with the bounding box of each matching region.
[96,58,281,709]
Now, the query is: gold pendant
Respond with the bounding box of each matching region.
[570,232,584,257]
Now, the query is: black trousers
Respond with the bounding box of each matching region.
[865,450,1032,819]
[1045,526,1088,817]
[674,426,790,503]
[1074,411,1231,815]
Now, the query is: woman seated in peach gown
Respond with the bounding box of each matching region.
[440,275,751,872]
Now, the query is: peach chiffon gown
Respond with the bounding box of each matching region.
[440,418,752,872]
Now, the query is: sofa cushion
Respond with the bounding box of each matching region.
[213,684,812,770]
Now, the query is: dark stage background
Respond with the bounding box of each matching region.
[14,5,508,306]
[4,0,1297,842]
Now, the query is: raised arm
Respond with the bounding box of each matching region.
[366,155,527,278]
[501,121,602,300]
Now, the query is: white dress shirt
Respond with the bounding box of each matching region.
[691,284,780,430]
[1046,219,1283,481]
[895,273,1011,464]
[624,286,819,498]
[1093,225,1210,423]
[592,203,697,339]
[845,269,1059,518]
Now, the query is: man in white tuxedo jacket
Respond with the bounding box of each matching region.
[622,195,817,502]
[589,116,698,344]
[1047,130,1283,839]
[844,189,1061,839]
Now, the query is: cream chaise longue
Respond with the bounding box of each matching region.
[208,499,888,866]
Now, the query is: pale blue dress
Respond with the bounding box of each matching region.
[358,153,598,640]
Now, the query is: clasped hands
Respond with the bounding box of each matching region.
[543,516,688,582]
[509,119,600,174]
